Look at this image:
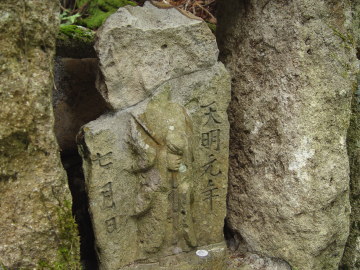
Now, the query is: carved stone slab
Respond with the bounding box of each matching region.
[78,3,230,269]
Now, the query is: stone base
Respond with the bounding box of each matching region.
[122,242,227,270]
[121,243,292,270]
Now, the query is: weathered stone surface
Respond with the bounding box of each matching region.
[78,4,230,268]
[53,57,108,154]
[226,252,291,270]
[217,1,357,269]
[95,2,218,110]
[0,0,80,268]
[119,246,291,270]
[122,243,227,270]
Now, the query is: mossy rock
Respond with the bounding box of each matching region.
[207,23,216,34]
[77,0,137,29]
[57,25,96,58]
[37,200,81,270]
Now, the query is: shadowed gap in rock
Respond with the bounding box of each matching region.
[61,151,99,270]
[53,57,109,269]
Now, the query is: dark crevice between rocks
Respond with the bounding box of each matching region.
[61,150,99,270]
[53,55,109,269]
[223,217,246,252]
[223,217,237,250]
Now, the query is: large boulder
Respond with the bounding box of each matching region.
[217,1,357,269]
[0,0,80,268]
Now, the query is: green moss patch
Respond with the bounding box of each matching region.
[207,23,216,34]
[77,0,137,29]
[58,25,95,44]
[56,25,96,58]
[38,200,81,270]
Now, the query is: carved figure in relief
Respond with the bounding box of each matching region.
[127,91,197,258]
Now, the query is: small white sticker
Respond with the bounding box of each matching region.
[179,164,187,173]
[196,250,209,257]
[169,126,175,130]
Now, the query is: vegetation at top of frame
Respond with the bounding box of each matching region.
[58,24,95,43]
[59,0,217,31]
[61,0,137,29]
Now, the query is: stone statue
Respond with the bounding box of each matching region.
[78,3,231,268]
[128,92,197,259]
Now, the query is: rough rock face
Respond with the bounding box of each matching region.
[78,3,230,269]
[0,1,79,268]
[95,3,218,110]
[217,1,357,269]
[226,252,291,270]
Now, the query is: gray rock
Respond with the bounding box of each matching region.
[0,0,80,268]
[95,2,218,110]
[217,1,357,269]
[78,4,230,268]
